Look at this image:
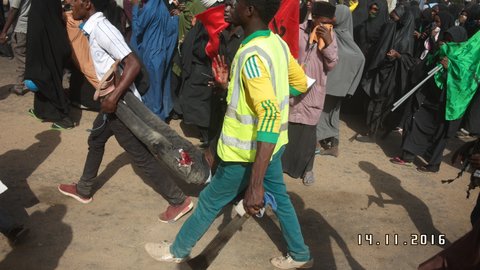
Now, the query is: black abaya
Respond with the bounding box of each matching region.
[361,6,417,135]
[24,0,71,121]
[400,26,469,168]
[177,22,213,128]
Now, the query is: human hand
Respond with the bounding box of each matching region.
[0,32,7,44]
[212,55,229,90]
[177,3,186,11]
[243,184,265,216]
[100,94,118,113]
[414,31,421,39]
[316,24,333,46]
[440,57,448,69]
[170,9,180,16]
[386,49,400,59]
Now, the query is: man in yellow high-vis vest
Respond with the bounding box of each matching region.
[145,0,313,268]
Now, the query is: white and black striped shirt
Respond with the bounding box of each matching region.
[81,12,141,99]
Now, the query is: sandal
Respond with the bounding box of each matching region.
[390,156,413,166]
[27,108,43,122]
[51,117,75,130]
[302,171,315,186]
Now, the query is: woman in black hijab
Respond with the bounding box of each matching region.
[24,0,73,129]
[409,0,421,21]
[413,8,435,58]
[465,4,480,38]
[356,5,416,142]
[435,11,455,40]
[415,10,455,60]
[391,26,468,172]
[353,0,389,56]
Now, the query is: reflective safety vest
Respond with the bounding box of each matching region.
[217,32,291,162]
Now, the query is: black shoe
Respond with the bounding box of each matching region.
[319,139,331,149]
[6,226,29,246]
[417,165,439,173]
[355,134,375,143]
[170,112,182,120]
[51,117,75,130]
[319,146,339,157]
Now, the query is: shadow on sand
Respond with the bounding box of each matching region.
[359,161,451,246]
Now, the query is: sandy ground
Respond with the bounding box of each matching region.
[0,55,478,270]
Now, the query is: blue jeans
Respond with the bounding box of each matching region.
[170,148,311,262]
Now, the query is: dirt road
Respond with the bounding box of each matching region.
[0,55,477,270]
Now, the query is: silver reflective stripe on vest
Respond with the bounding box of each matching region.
[225,95,289,125]
[221,133,257,150]
[230,46,277,110]
[279,96,289,111]
[220,122,289,151]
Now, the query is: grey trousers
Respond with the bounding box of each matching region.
[76,113,187,206]
[12,32,26,88]
[316,95,342,141]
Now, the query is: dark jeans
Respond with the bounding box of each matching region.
[471,193,480,226]
[76,113,186,206]
[0,208,16,235]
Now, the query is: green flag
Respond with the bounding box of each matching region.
[435,31,480,120]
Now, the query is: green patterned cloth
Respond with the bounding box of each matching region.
[178,0,205,43]
[435,31,480,120]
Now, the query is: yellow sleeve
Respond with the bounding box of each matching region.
[288,53,308,96]
[349,0,359,12]
[242,55,281,144]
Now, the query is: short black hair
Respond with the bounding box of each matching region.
[90,0,109,12]
[245,0,282,25]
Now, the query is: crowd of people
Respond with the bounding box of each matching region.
[0,0,480,268]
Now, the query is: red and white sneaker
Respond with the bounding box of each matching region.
[158,197,193,223]
[58,183,92,204]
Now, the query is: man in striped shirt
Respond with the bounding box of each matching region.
[57,0,193,224]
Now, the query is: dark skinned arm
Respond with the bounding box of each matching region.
[243,141,275,216]
[0,8,19,44]
[101,53,141,113]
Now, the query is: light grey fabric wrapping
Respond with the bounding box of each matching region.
[326,5,365,97]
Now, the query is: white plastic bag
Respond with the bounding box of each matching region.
[0,180,7,195]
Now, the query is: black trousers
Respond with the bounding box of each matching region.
[0,208,15,235]
[76,113,186,205]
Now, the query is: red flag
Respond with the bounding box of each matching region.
[195,5,230,60]
[269,0,299,59]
